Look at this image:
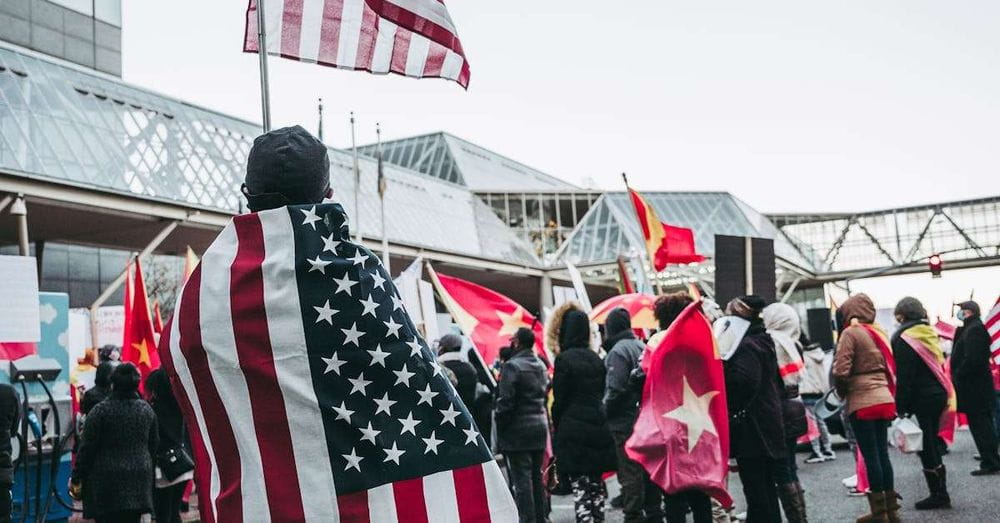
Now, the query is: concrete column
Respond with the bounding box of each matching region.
[539,273,554,320]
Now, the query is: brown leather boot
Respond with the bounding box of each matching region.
[885,490,902,522]
[856,491,889,523]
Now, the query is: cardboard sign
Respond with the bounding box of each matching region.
[0,255,40,342]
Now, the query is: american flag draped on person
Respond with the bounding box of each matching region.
[159,127,515,522]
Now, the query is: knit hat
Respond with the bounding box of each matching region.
[243,125,330,211]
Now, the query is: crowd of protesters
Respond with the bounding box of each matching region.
[458,292,1000,523]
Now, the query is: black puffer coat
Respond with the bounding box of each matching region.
[495,348,549,452]
[602,308,644,436]
[73,392,158,518]
[951,316,995,414]
[552,308,617,475]
[724,321,787,460]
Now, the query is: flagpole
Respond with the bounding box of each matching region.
[377,123,390,274]
[622,172,662,294]
[317,98,324,142]
[255,0,272,132]
[350,111,361,243]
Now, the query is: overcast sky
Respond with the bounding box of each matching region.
[122,1,1000,214]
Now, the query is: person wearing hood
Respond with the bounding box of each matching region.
[951,300,1000,475]
[603,307,662,523]
[891,297,952,510]
[495,328,549,523]
[550,302,617,522]
[723,296,786,523]
[833,294,899,522]
[798,334,836,464]
[762,303,809,523]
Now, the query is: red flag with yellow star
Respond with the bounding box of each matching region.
[122,257,160,382]
[427,266,549,367]
[626,300,731,506]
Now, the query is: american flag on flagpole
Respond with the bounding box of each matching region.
[159,203,514,521]
[243,0,471,88]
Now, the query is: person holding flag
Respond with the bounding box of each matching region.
[161,125,516,522]
[890,297,953,510]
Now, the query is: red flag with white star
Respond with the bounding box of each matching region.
[427,267,549,367]
[626,301,731,506]
[122,257,160,383]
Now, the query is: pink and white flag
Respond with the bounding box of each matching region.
[244,0,471,88]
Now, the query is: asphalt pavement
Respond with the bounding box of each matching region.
[551,428,1000,522]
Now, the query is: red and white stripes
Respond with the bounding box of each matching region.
[161,207,514,522]
[986,297,999,364]
[244,0,471,88]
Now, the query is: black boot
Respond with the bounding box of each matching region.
[915,465,951,510]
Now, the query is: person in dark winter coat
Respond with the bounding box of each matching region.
[0,384,19,521]
[951,300,1000,474]
[891,297,951,510]
[72,363,158,522]
[551,303,616,522]
[603,307,664,523]
[495,328,549,523]
[81,361,118,415]
[437,334,479,410]
[723,295,787,523]
[147,369,192,523]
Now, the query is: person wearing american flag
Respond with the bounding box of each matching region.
[159,126,516,522]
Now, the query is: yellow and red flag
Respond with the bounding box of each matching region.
[427,266,548,366]
[628,189,705,271]
[122,257,160,382]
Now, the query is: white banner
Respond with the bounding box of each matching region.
[0,256,40,342]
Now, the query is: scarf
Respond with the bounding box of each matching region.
[902,323,944,363]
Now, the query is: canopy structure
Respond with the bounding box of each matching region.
[357,131,577,191]
[0,42,539,269]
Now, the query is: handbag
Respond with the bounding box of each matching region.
[157,444,194,482]
[888,416,923,453]
[157,419,194,482]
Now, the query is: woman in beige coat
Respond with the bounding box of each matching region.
[833,294,898,523]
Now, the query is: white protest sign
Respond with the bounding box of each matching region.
[0,256,40,342]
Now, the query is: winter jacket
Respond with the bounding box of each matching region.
[602,308,645,436]
[552,308,617,475]
[73,393,158,518]
[799,346,830,397]
[439,351,479,411]
[0,384,19,484]
[495,349,549,452]
[951,316,995,414]
[832,294,894,416]
[892,320,947,417]
[723,321,787,459]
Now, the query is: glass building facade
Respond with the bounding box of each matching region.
[478,191,602,262]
